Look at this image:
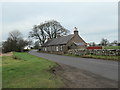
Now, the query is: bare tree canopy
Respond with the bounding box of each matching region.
[89,42,96,46]
[9,30,22,40]
[29,20,69,45]
[2,30,30,53]
[100,38,109,46]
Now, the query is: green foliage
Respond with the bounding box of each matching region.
[82,55,119,61]
[104,46,120,49]
[2,52,63,88]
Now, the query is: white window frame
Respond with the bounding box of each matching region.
[56,46,59,51]
[60,46,62,51]
[45,47,47,51]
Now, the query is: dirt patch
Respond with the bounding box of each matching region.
[51,63,118,88]
[0,52,13,56]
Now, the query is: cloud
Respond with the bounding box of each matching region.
[1,0,119,2]
[0,4,2,41]
[2,15,63,40]
[2,2,118,43]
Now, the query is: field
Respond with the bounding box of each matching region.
[82,54,119,61]
[104,46,120,49]
[2,52,63,88]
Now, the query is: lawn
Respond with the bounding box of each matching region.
[82,54,119,61]
[65,54,119,61]
[2,52,63,88]
[104,46,120,49]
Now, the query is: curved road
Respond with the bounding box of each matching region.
[29,50,118,81]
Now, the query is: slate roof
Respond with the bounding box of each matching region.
[42,34,74,46]
[73,42,85,46]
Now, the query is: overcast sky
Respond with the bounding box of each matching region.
[1,2,118,43]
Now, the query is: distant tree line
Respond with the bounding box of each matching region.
[89,38,119,46]
[2,20,69,53]
[2,30,32,53]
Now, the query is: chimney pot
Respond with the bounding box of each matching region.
[74,27,78,35]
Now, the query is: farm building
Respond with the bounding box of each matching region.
[41,27,87,53]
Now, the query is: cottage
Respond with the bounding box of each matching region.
[41,27,87,53]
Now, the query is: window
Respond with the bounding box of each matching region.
[60,46,62,51]
[56,46,59,51]
[45,47,47,51]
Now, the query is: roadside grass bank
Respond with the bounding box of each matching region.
[104,46,120,49]
[64,54,119,61]
[38,51,119,61]
[2,52,63,88]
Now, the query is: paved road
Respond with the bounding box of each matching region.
[29,50,118,81]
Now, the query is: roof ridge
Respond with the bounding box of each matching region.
[42,34,75,46]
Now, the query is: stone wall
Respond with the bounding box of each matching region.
[67,49,120,56]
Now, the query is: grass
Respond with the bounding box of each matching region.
[2,52,63,88]
[64,54,119,61]
[104,46,120,49]
[82,54,119,61]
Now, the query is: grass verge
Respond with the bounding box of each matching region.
[64,54,119,61]
[104,46,120,49]
[2,52,63,88]
[38,51,119,61]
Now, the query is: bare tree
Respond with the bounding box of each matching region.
[2,30,29,53]
[29,20,69,45]
[41,20,69,39]
[9,30,22,40]
[111,40,118,46]
[34,41,40,49]
[29,25,46,45]
[100,38,109,46]
[89,42,96,46]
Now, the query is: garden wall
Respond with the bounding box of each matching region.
[67,49,120,56]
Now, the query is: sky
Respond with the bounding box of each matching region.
[0,2,118,44]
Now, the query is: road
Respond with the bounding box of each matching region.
[29,50,118,81]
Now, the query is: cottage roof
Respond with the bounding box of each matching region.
[42,34,74,46]
[73,42,85,46]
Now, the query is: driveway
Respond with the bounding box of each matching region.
[29,50,118,81]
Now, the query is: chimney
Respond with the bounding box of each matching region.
[74,27,78,35]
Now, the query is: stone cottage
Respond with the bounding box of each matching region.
[41,27,87,53]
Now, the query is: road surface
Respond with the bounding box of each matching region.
[29,50,118,81]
